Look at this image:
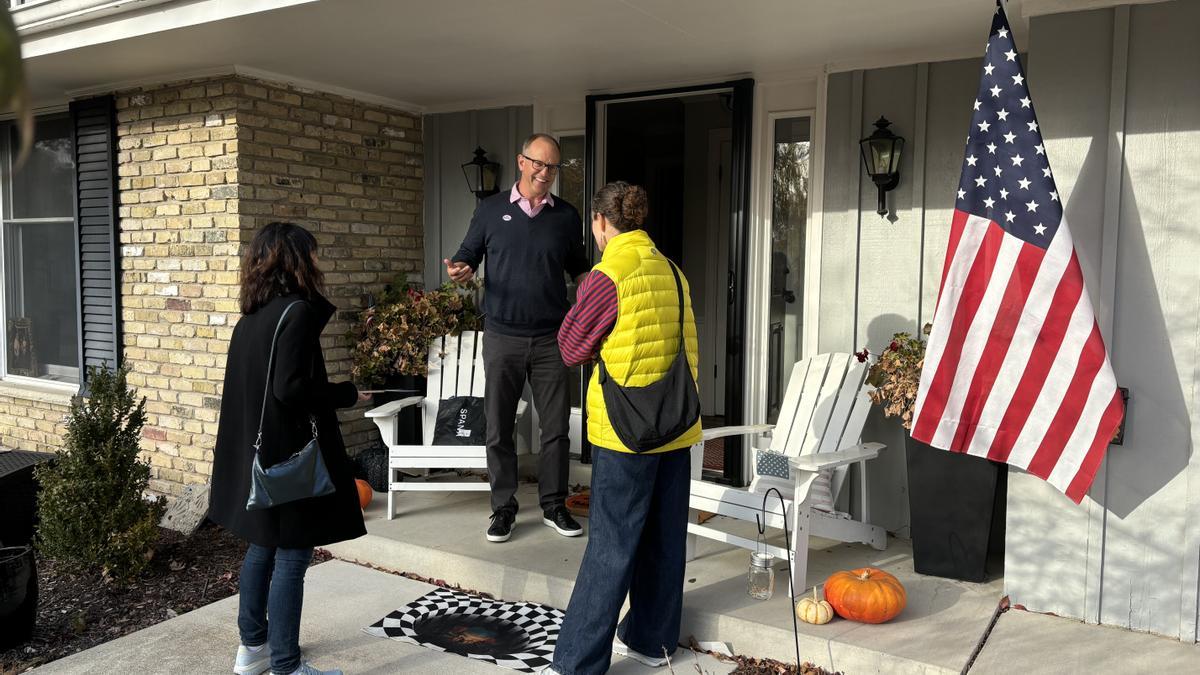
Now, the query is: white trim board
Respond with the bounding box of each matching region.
[804,72,828,361]
[64,65,424,114]
[20,0,320,56]
[1019,0,1172,18]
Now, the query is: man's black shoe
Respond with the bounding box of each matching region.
[487,508,516,543]
[543,505,583,537]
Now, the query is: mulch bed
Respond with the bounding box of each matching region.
[0,524,330,674]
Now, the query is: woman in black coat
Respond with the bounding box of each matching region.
[209,222,367,675]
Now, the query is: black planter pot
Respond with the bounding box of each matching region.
[0,450,56,547]
[905,437,1007,582]
[354,375,426,492]
[373,374,426,445]
[0,545,37,649]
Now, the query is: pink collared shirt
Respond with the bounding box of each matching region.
[510,183,554,218]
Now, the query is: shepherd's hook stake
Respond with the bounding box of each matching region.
[755,486,801,669]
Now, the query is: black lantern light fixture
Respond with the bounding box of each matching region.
[461,146,501,200]
[859,117,905,216]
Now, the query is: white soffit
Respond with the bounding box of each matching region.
[21,0,1008,108]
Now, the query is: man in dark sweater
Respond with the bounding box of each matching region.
[445,133,590,543]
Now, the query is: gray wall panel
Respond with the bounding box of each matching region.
[1101,0,1200,640]
[856,65,922,536]
[818,72,858,355]
[423,106,533,289]
[1002,7,1115,625]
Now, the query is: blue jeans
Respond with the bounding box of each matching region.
[238,544,314,674]
[551,446,691,675]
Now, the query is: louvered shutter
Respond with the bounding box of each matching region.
[70,96,120,387]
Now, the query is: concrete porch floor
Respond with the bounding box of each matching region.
[324,466,1007,675]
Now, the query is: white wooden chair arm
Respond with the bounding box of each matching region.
[701,424,774,442]
[365,396,424,419]
[787,442,885,472]
[516,400,528,417]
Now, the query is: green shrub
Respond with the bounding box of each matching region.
[35,365,165,582]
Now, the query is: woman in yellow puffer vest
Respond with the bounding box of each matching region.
[550,182,701,674]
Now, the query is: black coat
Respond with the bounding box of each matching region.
[208,294,366,549]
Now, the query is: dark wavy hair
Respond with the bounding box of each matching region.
[240,222,325,314]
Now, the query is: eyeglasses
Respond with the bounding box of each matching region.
[520,153,562,173]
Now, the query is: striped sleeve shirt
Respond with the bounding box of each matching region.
[558,270,619,367]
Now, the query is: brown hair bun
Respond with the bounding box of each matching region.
[592,180,649,232]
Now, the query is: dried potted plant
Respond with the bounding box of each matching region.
[857,324,1005,582]
[349,279,481,468]
[350,278,482,386]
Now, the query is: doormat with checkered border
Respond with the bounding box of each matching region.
[363,587,563,673]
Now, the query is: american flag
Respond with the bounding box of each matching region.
[910,1,1124,504]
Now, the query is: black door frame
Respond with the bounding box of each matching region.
[580,78,754,487]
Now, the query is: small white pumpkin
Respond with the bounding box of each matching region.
[795,587,834,625]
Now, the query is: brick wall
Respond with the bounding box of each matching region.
[234,78,424,451]
[115,77,244,495]
[101,74,423,496]
[0,389,70,455]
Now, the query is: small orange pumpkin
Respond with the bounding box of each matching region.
[355,479,373,509]
[823,567,906,624]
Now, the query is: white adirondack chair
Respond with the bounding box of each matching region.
[365,331,528,519]
[687,352,887,593]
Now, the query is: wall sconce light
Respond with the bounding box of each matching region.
[859,117,905,216]
[461,146,501,200]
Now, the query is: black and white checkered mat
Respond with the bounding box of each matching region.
[364,587,563,673]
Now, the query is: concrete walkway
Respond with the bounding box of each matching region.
[31,559,734,675]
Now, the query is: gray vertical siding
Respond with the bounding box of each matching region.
[1101,0,1200,641]
[1002,6,1116,628]
[819,0,1200,642]
[423,106,532,289]
[821,61,983,535]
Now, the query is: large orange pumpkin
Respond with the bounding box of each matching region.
[355,479,373,509]
[823,567,906,624]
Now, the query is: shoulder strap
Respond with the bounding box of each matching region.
[667,260,685,350]
[253,300,306,452]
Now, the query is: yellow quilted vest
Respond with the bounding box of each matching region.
[586,229,702,454]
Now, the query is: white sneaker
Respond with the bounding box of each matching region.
[233,644,270,675]
[612,634,669,667]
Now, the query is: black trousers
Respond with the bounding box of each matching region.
[482,331,571,513]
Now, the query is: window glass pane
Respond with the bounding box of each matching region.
[767,117,810,423]
[2,115,80,384]
[4,221,80,382]
[558,135,585,213]
[9,116,75,219]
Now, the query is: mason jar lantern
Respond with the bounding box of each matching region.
[748,551,776,600]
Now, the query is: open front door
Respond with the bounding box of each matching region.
[580,79,753,486]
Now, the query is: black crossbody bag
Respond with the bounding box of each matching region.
[596,262,701,453]
[246,301,336,511]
